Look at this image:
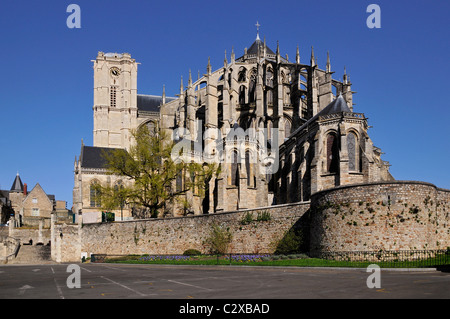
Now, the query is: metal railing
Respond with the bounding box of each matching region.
[308,249,450,268]
[90,249,450,269]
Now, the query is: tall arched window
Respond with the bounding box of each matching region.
[245,150,254,187]
[326,133,339,173]
[90,181,101,208]
[266,89,273,105]
[267,120,273,142]
[266,67,274,87]
[238,67,247,82]
[145,121,156,135]
[249,69,257,103]
[230,150,240,186]
[284,118,292,137]
[239,85,246,105]
[347,132,358,172]
[176,169,183,193]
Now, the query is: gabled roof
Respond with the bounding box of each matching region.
[80,146,127,169]
[10,173,23,193]
[23,183,55,206]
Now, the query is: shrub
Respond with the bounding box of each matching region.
[256,210,271,222]
[206,223,233,254]
[274,227,304,255]
[183,249,202,256]
[240,212,254,225]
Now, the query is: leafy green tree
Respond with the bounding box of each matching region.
[95,125,219,218]
[206,223,233,254]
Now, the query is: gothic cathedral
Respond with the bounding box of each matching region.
[73,32,393,219]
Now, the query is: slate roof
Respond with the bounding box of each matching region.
[137,94,176,113]
[236,37,289,63]
[290,94,352,138]
[320,94,351,115]
[1,177,55,205]
[10,174,23,192]
[247,38,275,56]
[80,146,127,169]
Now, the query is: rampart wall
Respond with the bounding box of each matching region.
[310,181,450,252]
[53,181,449,263]
[56,202,310,262]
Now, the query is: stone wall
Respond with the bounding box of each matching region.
[54,180,449,263]
[9,227,51,245]
[310,181,450,252]
[57,202,310,262]
[54,223,79,263]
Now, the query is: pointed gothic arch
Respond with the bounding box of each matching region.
[326,132,339,174]
[347,130,361,172]
[90,180,101,208]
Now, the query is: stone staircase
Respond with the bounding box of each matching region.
[6,244,54,265]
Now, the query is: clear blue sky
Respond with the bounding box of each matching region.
[1,0,449,208]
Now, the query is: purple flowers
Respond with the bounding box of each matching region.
[140,255,191,262]
[228,254,270,262]
[137,254,273,263]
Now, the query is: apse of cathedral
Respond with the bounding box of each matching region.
[73,31,393,219]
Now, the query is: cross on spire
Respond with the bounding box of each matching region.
[255,21,261,40]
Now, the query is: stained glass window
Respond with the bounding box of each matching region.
[348,132,357,171]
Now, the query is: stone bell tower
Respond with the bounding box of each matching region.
[92,52,138,150]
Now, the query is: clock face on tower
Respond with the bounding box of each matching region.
[110,67,120,77]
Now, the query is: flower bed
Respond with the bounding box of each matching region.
[228,254,271,263]
[139,255,191,262]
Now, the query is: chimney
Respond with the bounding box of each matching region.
[23,183,27,196]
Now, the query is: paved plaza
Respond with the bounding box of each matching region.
[0,263,448,300]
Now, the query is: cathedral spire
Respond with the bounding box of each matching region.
[207,57,211,75]
[343,66,348,84]
[180,76,184,95]
[310,46,316,67]
[162,84,166,104]
[231,46,235,63]
[188,69,192,87]
[296,45,300,64]
[276,40,280,63]
[326,51,331,73]
[224,49,228,67]
[255,21,260,40]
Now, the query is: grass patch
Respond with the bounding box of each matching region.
[99,251,450,268]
